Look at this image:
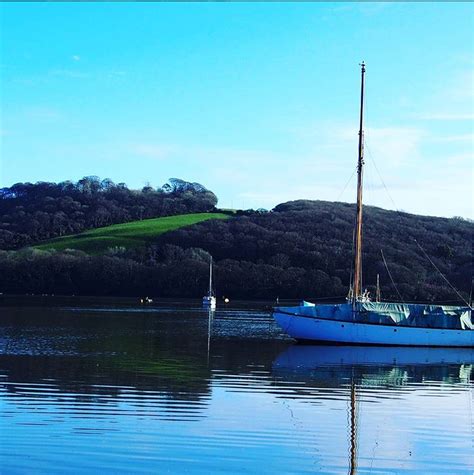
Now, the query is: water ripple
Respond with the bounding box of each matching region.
[0,299,472,474]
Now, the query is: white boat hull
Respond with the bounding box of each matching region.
[202,296,216,309]
[273,310,474,347]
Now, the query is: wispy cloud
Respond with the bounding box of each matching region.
[72,55,81,62]
[24,107,63,122]
[445,152,474,167]
[415,113,474,121]
[130,143,175,160]
[50,69,91,79]
[416,69,474,122]
[109,71,127,77]
[429,133,474,143]
[14,127,471,217]
[446,69,474,101]
[9,66,126,85]
[290,122,426,169]
[364,126,425,167]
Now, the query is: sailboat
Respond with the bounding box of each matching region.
[273,62,473,347]
[202,257,217,309]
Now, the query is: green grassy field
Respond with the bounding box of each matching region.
[34,213,230,254]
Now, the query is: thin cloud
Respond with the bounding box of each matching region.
[109,71,127,77]
[446,69,474,101]
[414,69,473,122]
[131,143,175,160]
[364,126,425,166]
[50,69,90,79]
[72,55,81,62]
[445,152,474,167]
[416,113,474,121]
[298,123,426,169]
[24,106,63,122]
[429,133,474,143]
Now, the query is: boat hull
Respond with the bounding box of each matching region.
[273,310,474,347]
[202,296,216,309]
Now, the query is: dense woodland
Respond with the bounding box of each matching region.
[152,200,472,302]
[0,179,472,303]
[0,176,218,249]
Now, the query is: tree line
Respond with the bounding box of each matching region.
[154,200,472,302]
[0,196,471,303]
[0,176,218,249]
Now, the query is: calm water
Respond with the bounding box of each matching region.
[0,297,472,474]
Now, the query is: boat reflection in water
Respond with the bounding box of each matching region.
[273,344,473,394]
[273,345,473,474]
[273,345,474,372]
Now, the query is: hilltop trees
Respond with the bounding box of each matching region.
[0,177,218,249]
[0,170,471,305]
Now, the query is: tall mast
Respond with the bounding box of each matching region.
[209,257,213,296]
[353,61,366,303]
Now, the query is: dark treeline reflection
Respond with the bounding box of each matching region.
[1,301,472,420]
[2,348,471,400]
[0,300,287,419]
[0,304,215,409]
[1,200,472,302]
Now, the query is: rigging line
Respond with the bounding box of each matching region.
[365,137,469,306]
[364,140,399,211]
[336,165,358,202]
[413,239,472,308]
[380,249,405,303]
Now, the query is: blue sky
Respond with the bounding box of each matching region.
[1,2,473,218]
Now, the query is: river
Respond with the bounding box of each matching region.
[0,296,472,474]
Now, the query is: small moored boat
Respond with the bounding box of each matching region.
[202,257,216,309]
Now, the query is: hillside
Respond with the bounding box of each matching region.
[34,213,230,254]
[0,199,471,303]
[0,177,218,249]
[154,200,472,302]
